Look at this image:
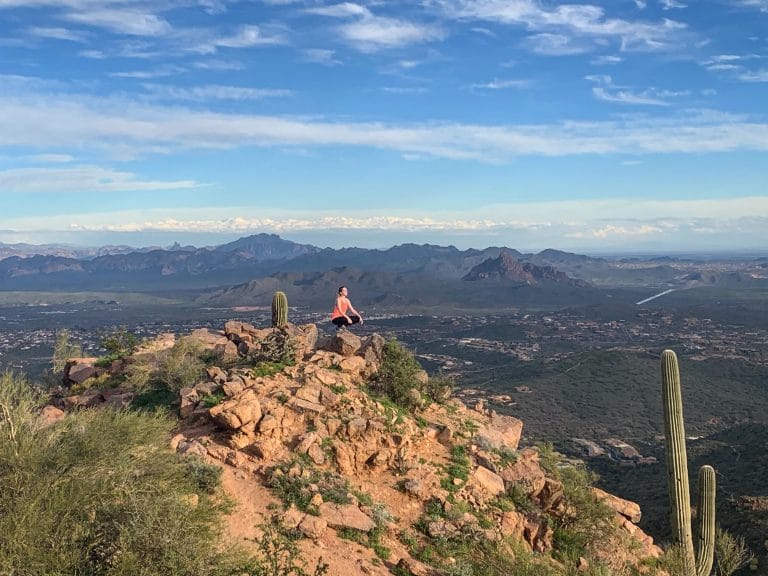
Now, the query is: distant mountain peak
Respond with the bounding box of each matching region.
[463,250,587,286]
[214,234,319,260]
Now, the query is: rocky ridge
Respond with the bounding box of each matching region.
[52,320,664,576]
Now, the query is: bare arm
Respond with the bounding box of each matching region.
[347,300,363,323]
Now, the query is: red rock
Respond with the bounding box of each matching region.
[319,503,375,532]
[591,487,642,523]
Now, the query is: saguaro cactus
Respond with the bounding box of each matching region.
[271,291,288,328]
[661,349,716,576]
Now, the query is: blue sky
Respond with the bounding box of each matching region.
[0,0,766,252]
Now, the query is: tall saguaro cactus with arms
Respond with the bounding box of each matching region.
[661,349,716,576]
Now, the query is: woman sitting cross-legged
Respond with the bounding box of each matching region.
[331,285,363,330]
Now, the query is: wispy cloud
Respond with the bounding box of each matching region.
[585,74,687,105]
[568,223,662,238]
[434,0,689,52]
[109,65,185,79]
[735,0,768,11]
[382,86,428,94]
[471,78,530,90]
[193,59,244,71]
[27,26,86,42]
[64,8,172,36]
[141,83,294,101]
[701,53,767,82]
[2,79,768,162]
[302,48,343,66]
[737,69,768,82]
[659,0,686,10]
[524,33,591,55]
[190,24,287,54]
[24,153,75,163]
[591,54,623,65]
[0,165,199,193]
[307,3,444,51]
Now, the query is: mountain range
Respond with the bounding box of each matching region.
[0,235,764,306]
[0,234,596,291]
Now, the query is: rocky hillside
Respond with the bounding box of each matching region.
[50,320,668,576]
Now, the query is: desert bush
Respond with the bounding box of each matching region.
[370,338,451,411]
[96,326,139,367]
[52,328,82,373]
[155,336,207,392]
[248,327,297,366]
[715,527,754,576]
[0,371,253,575]
[124,337,207,408]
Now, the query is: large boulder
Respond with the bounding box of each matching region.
[500,448,546,498]
[321,332,362,357]
[591,487,642,523]
[476,414,523,451]
[468,465,506,498]
[318,503,375,532]
[64,358,99,386]
[209,389,262,430]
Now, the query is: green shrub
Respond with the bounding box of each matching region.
[369,339,452,411]
[100,326,138,358]
[52,329,82,373]
[155,336,207,392]
[715,527,754,576]
[0,372,254,575]
[124,337,208,410]
[248,327,297,366]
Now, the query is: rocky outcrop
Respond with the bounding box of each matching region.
[50,318,666,575]
[463,250,589,286]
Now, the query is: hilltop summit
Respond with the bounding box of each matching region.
[51,315,664,575]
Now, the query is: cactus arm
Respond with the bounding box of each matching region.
[271,291,288,328]
[661,349,696,576]
[695,465,716,576]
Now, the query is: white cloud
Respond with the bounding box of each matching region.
[25,153,75,163]
[79,49,106,59]
[191,24,287,54]
[27,26,86,42]
[382,86,428,94]
[659,0,686,9]
[586,74,686,105]
[7,198,765,252]
[64,9,171,36]
[524,33,591,55]
[471,78,530,89]
[339,17,444,51]
[568,223,663,238]
[738,69,768,82]
[306,2,370,18]
[736,0,768,11]
[591,54,623,64]
[193,59,244,70]
[308,3,444,51]
[303,48,343,66]
[2,78,768,161]
[0,165,200,193]
[141,83,294,101]
[109,65,185,79]
[435,0,689,52]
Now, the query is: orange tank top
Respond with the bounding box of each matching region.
[331,297,349,319]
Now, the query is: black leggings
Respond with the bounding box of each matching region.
[332,314,361,328]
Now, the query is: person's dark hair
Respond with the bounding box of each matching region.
[338,286,346,295]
